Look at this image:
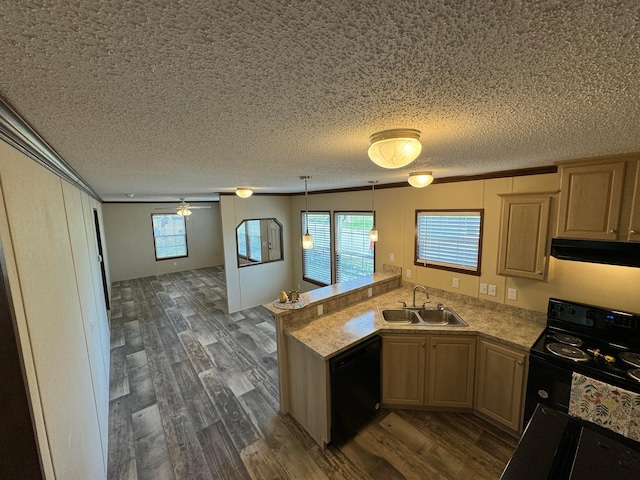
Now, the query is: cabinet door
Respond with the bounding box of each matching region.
[427,336,476,408]
[557,160,626,239]
[498,193,552,280]
[475,338,527,433]
[381,335,426,406]
[626,161,640,242]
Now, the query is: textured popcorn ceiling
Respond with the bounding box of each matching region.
[1,0,639,200]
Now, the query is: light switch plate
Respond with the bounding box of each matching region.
[480,283,488,294]
[488,284,497,296]
[406,269,412,278]
[317,304,324,316]
[368,287,373,298]
[452,277,460,288]
[389,253,395,261]
[508,288,517,301]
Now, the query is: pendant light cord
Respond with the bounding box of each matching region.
[304,176,310,235]
[370,181,377,227]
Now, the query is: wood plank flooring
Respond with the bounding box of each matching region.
[108,267,517,480]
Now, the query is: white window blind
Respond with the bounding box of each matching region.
[302,212,331,285]
[335,212,374,282]
[246,220,262,262]
[237,222,247,257]
[152,214,188,260]
[416,210,482,273]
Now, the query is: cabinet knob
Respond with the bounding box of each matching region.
[536,271,543,275]
[631,229,639,235]
[609,229,617,234]
[517,360,524,366]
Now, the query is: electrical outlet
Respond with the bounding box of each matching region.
[406,269,412,279]
[368,287,373,298]
[488,284,497,296]
[508,288,517,301]
[452,277,460,288]
[317,304,324,316]
[389,253,395,261]
[480,283,488,294]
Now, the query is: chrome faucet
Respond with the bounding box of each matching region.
[412,285,429,308]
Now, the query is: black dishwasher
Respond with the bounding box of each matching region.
[329,335,381,445]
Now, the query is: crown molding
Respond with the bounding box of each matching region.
[0,95,100,201]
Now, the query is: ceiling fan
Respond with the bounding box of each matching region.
[156,198,211,216]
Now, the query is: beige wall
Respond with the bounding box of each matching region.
[102,202,224,282]
[291,172,640,314]
[0,141,110,479]
[220,195,293,313]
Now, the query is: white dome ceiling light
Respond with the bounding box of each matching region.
[408,171,434,188]
[368,129,422,169]
[236,188,253,198]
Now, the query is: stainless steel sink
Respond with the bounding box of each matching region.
[381,308,421,323]
[414,307,468,326]
[380,306,467,326]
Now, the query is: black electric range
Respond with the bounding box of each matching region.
[525,298,640,422]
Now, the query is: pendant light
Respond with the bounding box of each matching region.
[368,128,422,169]
[369,180,378,242]
[301,176,313,249]
[408,171,434,188]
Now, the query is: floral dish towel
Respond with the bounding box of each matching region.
[569,372,640,442]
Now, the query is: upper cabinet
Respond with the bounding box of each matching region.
[556,156,640,241]
[621,160,640,242]
[498,192,554,280]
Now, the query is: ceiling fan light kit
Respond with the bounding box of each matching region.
[156,198,211,216]
[368,128,422,169]
[408,171,434,188]
[177,205,192,216]
[235,187,253,198]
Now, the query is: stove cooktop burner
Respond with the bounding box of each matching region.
[628,369,640,383]
[552,333,584,347]
[619,352,640,368]
[546,342,590,362]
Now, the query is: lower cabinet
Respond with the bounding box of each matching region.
[381,335,426,405]
[427,336,476,408]
[474,338,527,433]
[382,334,476,409]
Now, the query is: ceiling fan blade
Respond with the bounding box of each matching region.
[187,206,211,209]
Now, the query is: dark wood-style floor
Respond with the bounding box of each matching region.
[107,266,517,480]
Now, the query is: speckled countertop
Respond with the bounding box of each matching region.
[286,286,546,360]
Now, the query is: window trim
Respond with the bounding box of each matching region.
[301,210,332,287]
[333,210,376,284]
[414,208,483,276]
[151,213,189,261]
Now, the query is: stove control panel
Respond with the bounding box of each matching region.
[548,298,639,331]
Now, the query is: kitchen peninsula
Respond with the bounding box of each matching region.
[264,269,546,446]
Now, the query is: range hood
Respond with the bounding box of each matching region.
[550,238,640,268]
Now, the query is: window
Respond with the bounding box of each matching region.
[415,209,483,275]
[237,219,262,262]
[302,211,376,285]
[302,212,331,285]
[335,212,375,282]
[152,214,188,260]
